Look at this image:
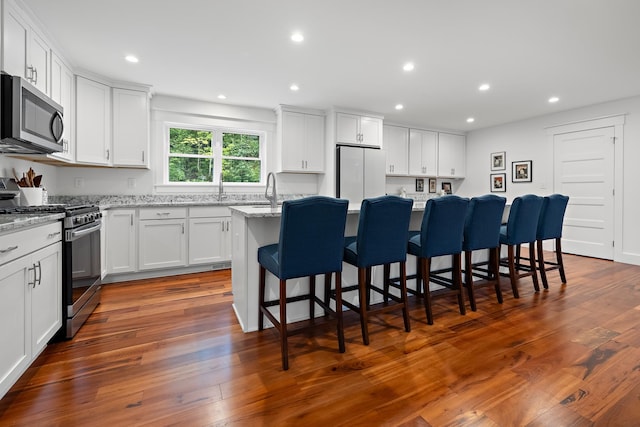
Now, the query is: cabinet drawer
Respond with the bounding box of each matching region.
[0,222,62,266]
[189,206,230,218]
[139,207,187,220]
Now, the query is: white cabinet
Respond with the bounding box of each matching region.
[188,207,231,264]
[0,222,61,399]
[437,133,466,178]
[276,107,325,173]
[336,112,383,147]
[409,129,438,176]
[1,2,50,94]
[49,53,75,162]
[100,212,108,278]
[112,88,149,167]
[76,76,112,165]
[106,209,136,274]
[138,208,187,271]
[383,125,409,175]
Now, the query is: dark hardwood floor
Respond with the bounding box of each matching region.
[1,253,640,426]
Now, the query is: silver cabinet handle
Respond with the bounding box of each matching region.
[156,212,171,216]
[28,264,36,288]
[182,224,185,234]
[106,149,110,160]
[0,245,18,254]
[35,261,42,286]
[142,151,145,162]
[47,231,61,239]
[27,65,35,83]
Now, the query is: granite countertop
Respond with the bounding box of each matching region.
[230,201,427,218]
[0,213,65,233]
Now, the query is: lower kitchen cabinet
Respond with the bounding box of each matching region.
[188,207,231,264]
[106,209,136,274]
[138,218,187,270]
[0,222,62,399]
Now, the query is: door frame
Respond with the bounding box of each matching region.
[546,114,631,263]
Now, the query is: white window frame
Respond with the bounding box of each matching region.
[163,121,266,187]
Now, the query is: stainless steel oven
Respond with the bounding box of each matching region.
[61,205,102,338]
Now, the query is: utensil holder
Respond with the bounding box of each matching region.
[20,187,44,206]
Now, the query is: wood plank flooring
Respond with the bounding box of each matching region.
[1,253,640,426]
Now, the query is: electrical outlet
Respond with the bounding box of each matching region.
[74,178,84,188]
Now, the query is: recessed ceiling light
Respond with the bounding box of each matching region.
[395,104,404,110]
[217,94,227,100]
[548,96,560,103]
[478,83,490,91]
[466,117,475,123]
[291,32,304,43]
[403,62,415,72]
[125,55,139,63]
[290,84,299,91]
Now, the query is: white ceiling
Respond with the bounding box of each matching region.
[21,0,640,131]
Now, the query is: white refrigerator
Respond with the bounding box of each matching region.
[336,145,386,206]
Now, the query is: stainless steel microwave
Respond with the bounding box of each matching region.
[0,72,64,154]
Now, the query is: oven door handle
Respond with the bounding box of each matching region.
[67,221,102,242]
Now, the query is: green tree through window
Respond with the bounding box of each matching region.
[167,126,262,184]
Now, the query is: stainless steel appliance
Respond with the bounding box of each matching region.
[336,145,386,205]
[0,202,102,338]
[0,72,64,154]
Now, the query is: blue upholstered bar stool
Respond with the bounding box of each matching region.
[340,196,413,345]
[408,195,469,325]
[536,194,570,289]
[498,194,543,298]
[258,196,349,370]
[462,194,507,311]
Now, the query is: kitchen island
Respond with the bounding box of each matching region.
[230,202,432,332]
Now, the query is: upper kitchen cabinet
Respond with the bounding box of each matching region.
[49,53,75,162]
[335,112,383,148]
[76,75,151,168]
[75,76,111,165]
[409,128,438,176]
[437,132,466,178]
[112,88,149,167]
[2,0,50,95]
[275,106,325,173]
[383,125,409,175]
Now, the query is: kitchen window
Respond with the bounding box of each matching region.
[166,125,263,185]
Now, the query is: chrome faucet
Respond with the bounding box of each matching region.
[265,172,277,208]
[218,172,224,201]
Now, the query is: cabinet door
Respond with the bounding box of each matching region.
[138,219,187,270]
[0,256,30,399]
[409,129,437,176]
[336,113,360,145]
[112,88,149,167]
[280,111,305,171]
[438,133,466,178]
[76,77,111,165]
[106,209,136,274]
[28,30,50,95]
[50,53,75,162]
[188,217,227,264]
[304,114,325,172]
[30,243,61,357]
[2,4,29,80]
[384,125,409,175]
[359,116,382,148]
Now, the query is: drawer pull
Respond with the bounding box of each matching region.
[48,231,62,239]
[0,245,18,254]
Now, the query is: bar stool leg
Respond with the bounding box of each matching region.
[383,263,391,304]
[491,247,503,304]
[334,271,346,353]
[259,266,266,331]
[507,244,520,298]
[358,267,370,345]
[421,257,434,325]
[537,239,549,289]
[324,273,332,317]
[453,253,466,315]
[529,242,540,291]
[309,275,316,321]
[279,279,288,370]
[400,261,411,332]
[464,251,477,312]
[556,238,567,283]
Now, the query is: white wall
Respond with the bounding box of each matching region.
[0,156,59,192]
[459,95,640,265]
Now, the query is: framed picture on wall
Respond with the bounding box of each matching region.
[441,182,452,194]
[428,178,436,193]
[512,160,532,182]
[491,151,506,171]
[491,173,506,192]
[415,178,424,192]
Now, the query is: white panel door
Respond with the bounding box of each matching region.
[553,127,614,259]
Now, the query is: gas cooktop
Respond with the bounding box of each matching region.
[0,204,100,216]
